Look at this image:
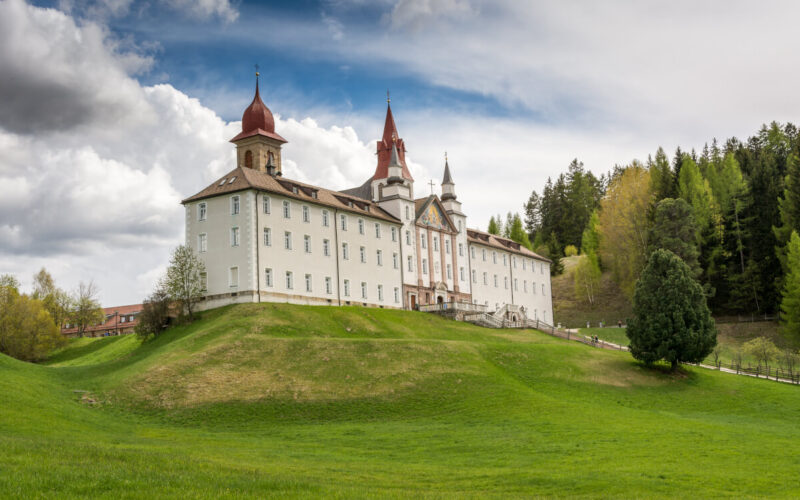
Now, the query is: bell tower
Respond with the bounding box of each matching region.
[230,71,287,174]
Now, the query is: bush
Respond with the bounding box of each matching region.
[135,285,171,340]
[627,249,716,370]
[564,245,578,257]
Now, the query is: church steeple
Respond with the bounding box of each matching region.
[230,72,287,174]
[371,100,414,182]
[441,154,456,201]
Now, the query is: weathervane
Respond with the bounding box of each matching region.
[255,63,260,78]
[387,90,390,104]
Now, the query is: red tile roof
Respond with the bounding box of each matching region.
[182,167,402,224]
[466,228,551,263]
[61,304,143,336]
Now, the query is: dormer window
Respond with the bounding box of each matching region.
[292,186,299,194]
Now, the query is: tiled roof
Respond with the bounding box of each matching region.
[182,167,401,224]
[61,304,143,335]
[466,228,551,263]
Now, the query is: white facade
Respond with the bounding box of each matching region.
[182,86,553,320]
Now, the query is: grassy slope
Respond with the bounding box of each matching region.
[2,303,800,498]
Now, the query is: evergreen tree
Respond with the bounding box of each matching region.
[487,216,500,235]
[648,198,700,276]
[780,231,800,339]
[547,232,564,275]
[650,147,674,202]
[507,213,533,250]
[774,152,800,268]
[627,249,716,370]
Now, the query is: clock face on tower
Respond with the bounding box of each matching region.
[420,201,450,231]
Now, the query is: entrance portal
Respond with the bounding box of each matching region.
[437,295,444,305]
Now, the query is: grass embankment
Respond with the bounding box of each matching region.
[2,303,800,498]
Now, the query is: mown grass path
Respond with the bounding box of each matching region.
[3,303,800,498]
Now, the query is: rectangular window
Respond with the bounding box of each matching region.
[230,227,240,247]
[286,271,293,290]
[483,272,487,285]
[342,242,349,260]
[513,256,517,268]
[504,276,508,289]
[422,259,428,274]
[200,272,207,291]
[265,268,273,287]
[408,256,413,272]
[542,283,546,295]
[391,227,397,242]
[376,249,383,266]
[523,259,526,271]
[494,274,498,287]
[283,200,291,219]
[263,196,271,214]
[375,223,381,238]
[323,239,330,256]
[471,269,476,283]
[393,252,398,269]
[360,246,366,263]
[458,220,462,232]
[231,196,240,215]
[493,252,497,264]
[523,280,527,293]
[458,243,463,257]
[533,282,537,295]
[322,210,329,227]
[284,231,292,250]
[446,264,452,279]
[482,249,486,261]
[304,235,311,253]
[377,284,383,301]
[198,202,207,221]
[445,239,451,254]
[541,263,545,274]
[302,205,310,223]
[361,282,367,299]
[422,234,427,249]
[358,218,365,235]
[198,233,207,253]
[433,236,439,252]
[460,267,465,281]
[305,274,312,292]
[340,214,347,231]
[229,266,239,287]
[344,279,350,297]
[263,228,271,246]
[325,276,332,294]
[394,287,399,303]
[503,254,507,266]
[514,278,518,291]
[406,230,411,245]
[471,247,475,259]
[405,206,410,220]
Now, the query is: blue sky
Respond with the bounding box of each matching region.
[4,0,800,304]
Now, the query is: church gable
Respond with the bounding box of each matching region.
[416,196,455,232]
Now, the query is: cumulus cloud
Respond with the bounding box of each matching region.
[166,0,238,23]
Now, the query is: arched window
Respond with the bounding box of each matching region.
[244,150,253,169]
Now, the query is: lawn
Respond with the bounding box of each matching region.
[2,303,799,498]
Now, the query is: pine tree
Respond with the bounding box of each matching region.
[627,249,716,370]
[487,216,500,235]
[648,198,700,276]
[780,231,800,339]
[547,232,564,275]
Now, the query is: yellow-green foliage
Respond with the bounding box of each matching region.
[0,288,65,362]
[564,245,578,256]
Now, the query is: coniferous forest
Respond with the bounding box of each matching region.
[510,122,800,336]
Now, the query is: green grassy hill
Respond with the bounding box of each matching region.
[3,303,800,498]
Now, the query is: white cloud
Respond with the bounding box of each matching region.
[166,0,238,23]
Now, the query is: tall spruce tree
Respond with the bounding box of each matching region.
[648,198,700,277]
[780,231,800,339]
[627,249,716,370]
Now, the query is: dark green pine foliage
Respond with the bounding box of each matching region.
[627,249,716,370]
[774,152,800,269]
[649,147,675,202]
[547,232,564,276]
[647,198,700,277]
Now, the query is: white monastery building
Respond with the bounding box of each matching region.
[182,80,554,322]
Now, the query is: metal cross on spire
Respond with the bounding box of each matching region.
[386,89,390,104]
[255,63,260,77]
[428,180,436,195]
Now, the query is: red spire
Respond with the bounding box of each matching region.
[372,102,414,181]
[230,75,287,143]
[241,78,275,134]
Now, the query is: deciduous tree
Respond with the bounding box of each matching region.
[165,245,206,321]
[71,281,104,338]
